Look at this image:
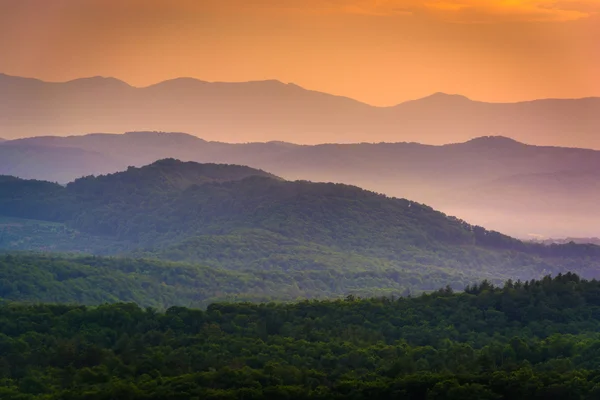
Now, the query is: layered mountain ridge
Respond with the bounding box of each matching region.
[1,131,598,238]
[2,73,600,148]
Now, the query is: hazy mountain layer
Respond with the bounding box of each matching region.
[2,73,600,148]
[2,131,599,238]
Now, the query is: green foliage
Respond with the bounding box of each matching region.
[2,159,600,296]
[0,253,462,307]
[4,274,600,398]
[0,253,303,308]
[0,217,121,253]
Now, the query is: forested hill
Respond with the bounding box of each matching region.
[0,158,507,250]
[5,274,600,398]
[2,159,600,295]
[73,158,280,190]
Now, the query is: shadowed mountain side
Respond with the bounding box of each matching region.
[1,159,600,297]
[2,73,600,148]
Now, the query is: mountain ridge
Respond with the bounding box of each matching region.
[2,73,600,147]
[1,131,599,237]
[3,72,599,106]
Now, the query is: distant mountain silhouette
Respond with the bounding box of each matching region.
[458,135,526,149]
[533,237,600,246]
[0,142,119,182]
[2,73,600,148]
[399,92,473,107]
[1,131,599,238]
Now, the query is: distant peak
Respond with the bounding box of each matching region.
[0,73,46,85]
[462,136,525,147]
[397,92,472,107]
[252,79,285,84]
[64,76,131,88]
[143,77,208,89]
[265,140,297,146]
[219,79,298,88]
[123,131,207,143]
[423,92,471,101]
[159,77,208,84]
[124,130,194,136]
[145,77,299,88]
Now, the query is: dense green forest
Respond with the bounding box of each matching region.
[3,274,600,399]
[0,253,441,307]
[2,159,600,295]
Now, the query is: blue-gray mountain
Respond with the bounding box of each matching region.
[1,132,598,238]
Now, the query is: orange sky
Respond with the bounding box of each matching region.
[1,0,599,105]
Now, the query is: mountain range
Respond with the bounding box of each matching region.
[1,131,598,238]
[534,237,600,246]
[2,73,600,148]
[1,158,600,306]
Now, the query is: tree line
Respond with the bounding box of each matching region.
[2,273,600,399]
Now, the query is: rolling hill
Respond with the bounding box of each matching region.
[1,159,600,305]
[1,131,599,238]
[2,73,600,148]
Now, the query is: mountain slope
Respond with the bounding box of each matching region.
[1,159,600,297]
[1,160,481,249]
[2,73,600,148]
[2,253,408,307]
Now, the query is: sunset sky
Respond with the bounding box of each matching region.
[1,0,599,106]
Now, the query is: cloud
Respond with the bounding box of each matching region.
[263,0,600,22]
[2,0,597,23]
[422,0,598,22]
